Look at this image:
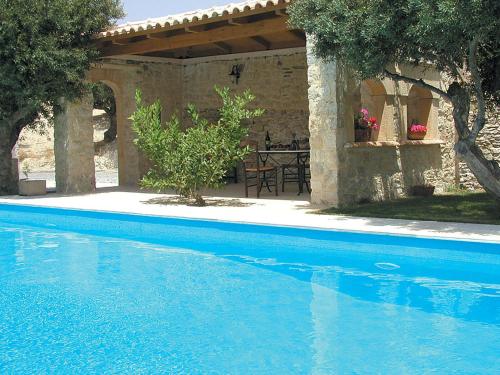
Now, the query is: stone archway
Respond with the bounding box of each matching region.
[54,64,143,194]
[92,82,120,188]
[406,85,436,140]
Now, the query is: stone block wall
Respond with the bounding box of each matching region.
[182,50,310,148]
[458,109,500,190]
[306,40,459,206]
[87,59,183,188]
[87,52,309,187]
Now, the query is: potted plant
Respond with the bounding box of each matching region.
[354,108,380,142]
[409,184,435,197]
[18,161,47,196]
[408,121,428,140]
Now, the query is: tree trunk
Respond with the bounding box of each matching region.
[448,83,500,201]
[0,127,16,195]
[103,111,117,143]
[95,111,117,153]
[455,140,500,200]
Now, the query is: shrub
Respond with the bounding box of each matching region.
[131,87,264,205]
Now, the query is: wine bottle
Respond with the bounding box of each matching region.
[265,131,272,151]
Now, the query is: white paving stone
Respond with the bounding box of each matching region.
[0,187,498,243]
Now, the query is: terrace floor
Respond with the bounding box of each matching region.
[0,185,499,243]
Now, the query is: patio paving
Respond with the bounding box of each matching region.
[0,184,498,243]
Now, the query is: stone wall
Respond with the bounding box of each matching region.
[458,109,500,190]
[87,59,183,188]
[340,73,457,205]
[306,39,458,206]
[182,51,310,148]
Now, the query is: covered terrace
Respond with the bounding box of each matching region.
[53,0,453,207]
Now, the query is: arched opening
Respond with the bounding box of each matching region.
[16,120,56,191]
[407,86,434,140]
[352,79,390,142]
[91,82,119,188]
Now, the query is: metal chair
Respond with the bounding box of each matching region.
[241,141,278,198]
[281,156,311,194]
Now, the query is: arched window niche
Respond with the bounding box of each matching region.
[352,79,392,142]
[406,86,438,140]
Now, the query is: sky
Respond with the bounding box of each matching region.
[120,0,232,23]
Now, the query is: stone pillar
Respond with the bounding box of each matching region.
[116,82,142,187]
[307,38,351,207]
[11,144,19,192]
[54,93,96,194]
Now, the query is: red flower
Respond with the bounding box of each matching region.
[410,124,427,133]
[368,117,377,124]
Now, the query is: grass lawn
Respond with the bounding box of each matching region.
[322,192,500,225]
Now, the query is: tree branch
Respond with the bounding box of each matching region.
[7,105,40,149]
[383,69,451,100]
[467,36,486,143]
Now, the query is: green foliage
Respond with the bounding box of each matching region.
[289,0,499,104]
[91,82,117,143]
[91,83,116,116]
[0,0,123,127]
[131,87,264,205]
[322,192,500,225]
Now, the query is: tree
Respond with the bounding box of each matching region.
[289,0,500,200]
[92,83,117,145]
[131,87,264,206]
[0,0,123,194]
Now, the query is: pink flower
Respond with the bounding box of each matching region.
[410,124,427,133]
[360,108,369,120]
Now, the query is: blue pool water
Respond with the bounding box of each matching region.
[0,204,499,374]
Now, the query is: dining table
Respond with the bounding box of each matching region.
[257,149,311,194]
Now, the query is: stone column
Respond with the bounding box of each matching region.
[11,144,19,192]
[54,93,96,194]
[307,38,352,207]
[116,82,142,187]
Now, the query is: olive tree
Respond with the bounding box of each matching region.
[289,0,500,200]
[0,0,123,194]
[92,83,117,145]
[131,87,263,206]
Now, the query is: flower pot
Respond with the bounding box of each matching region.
[355,128,372,142]
[407,131,426,140]
[409,185,435,197]
[18,179,47,196]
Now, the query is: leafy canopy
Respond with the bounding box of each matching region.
[92,83,116,117]
[131,87,264,205]
[0,0,123,124]
[289,0,499,103]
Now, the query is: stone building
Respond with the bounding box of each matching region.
[53,0,496,206]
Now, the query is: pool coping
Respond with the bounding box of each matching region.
[0,199,499,244]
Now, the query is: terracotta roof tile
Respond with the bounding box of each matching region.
[99,0,290,38]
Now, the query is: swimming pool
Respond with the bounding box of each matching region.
[0,203,499,373]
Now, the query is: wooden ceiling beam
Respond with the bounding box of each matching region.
[147,34,164,40]
[250,36,272,49]
[289,30,306,42]
[213,42,232,53]
[111,39,130,46]
[100,17,290,57]
[228,18,246,26]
